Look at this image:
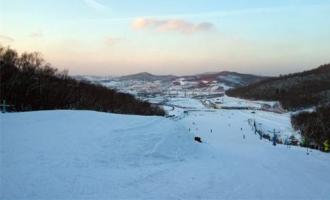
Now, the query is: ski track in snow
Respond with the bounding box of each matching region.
[1,99,330,200]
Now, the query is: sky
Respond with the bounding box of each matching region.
[0,0,330,76]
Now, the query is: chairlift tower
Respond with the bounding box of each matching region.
[268,129,281,146]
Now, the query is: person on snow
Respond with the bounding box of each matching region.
[272,134,277,146]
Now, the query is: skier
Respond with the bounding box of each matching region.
[272,133,277,146]
[284,137,290,148]
[253,121,257,134]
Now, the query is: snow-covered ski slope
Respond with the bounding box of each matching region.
[1,98,330,199]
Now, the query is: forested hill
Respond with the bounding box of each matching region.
[226,64,330,110]
[0,46,165,116]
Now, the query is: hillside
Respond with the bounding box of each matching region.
[0,47,164,116]
[2,104,330,199]
[226,64,330,110]
[182,71,269,87]
[113,71,267,88]
[291,105,330,148]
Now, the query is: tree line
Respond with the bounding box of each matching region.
[0,46,165,116]
[291,106,330,151]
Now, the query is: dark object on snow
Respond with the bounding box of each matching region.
[272,134,277,146]
[194,137,202,143]
[262,134,271,140]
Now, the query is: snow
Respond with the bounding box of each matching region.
[243,110,301,141]
[212,95,278,109]
[217,83,233,91]
[1,111,197,199]
[167,97,206,109]
[1,99,330,199]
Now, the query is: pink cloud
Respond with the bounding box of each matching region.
[132,18,214,34]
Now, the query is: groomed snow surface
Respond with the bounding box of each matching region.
[1,98,330,199]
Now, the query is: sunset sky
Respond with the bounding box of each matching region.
[1,0,330,76]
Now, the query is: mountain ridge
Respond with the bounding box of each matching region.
[98,70,271,88]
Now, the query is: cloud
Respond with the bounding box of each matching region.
[83,0,107,11]
[0,35,14,43]
[132,18,215,34]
